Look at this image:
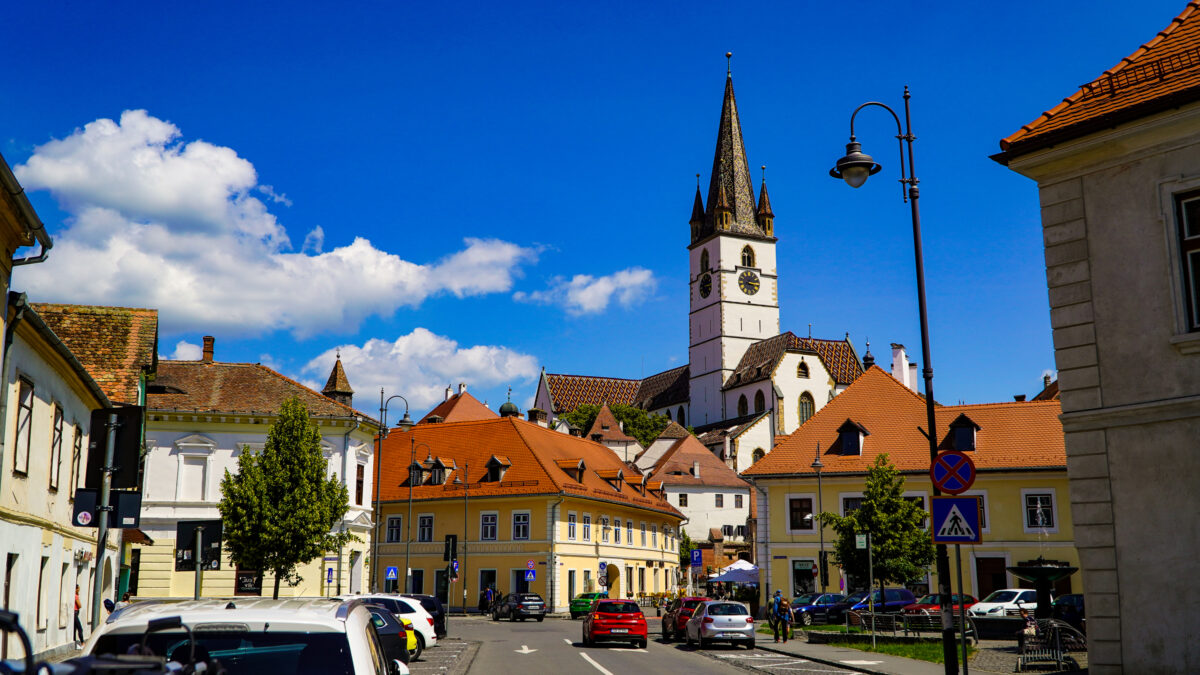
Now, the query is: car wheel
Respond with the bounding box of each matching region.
[570,612,578,620]
[491,610,499,621]
[699,636,709,650]
[637,638,647,649]
[685,628,693,647]
[409,634,424,662]
[802,612,813,626]
[537,616,544,622]
[745,639,755,650]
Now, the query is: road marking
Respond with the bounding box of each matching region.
[580,652,614,675]
[840,660,883,665]
[564,638,573,645]
[514,645,537,654]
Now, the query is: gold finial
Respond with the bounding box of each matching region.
[761,165,766,181]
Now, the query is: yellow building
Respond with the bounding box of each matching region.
[743,366,1078,606]
[376,396,683,613]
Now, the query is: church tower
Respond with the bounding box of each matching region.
[687,60,780,427]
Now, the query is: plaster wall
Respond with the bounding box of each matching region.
[665,485,750,543]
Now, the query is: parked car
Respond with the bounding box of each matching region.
[825,591,868,623]
[402,594,447,638]
[901,593,977,615]
[660,596,707,641]
[827,588,917,622]
[337,594,438,657]
[582,599,648,648]
[1052,593,1085,630]
[366,604,411,665]
[570,592,608,619]
[684,600,755,650]
[790,593,846,625]
[85,597,407,674]
[493,592,547,621]
[969,588,1044,617]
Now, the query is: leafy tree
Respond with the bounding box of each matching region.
[561,403,674,446]
[819,454,933,593]
[220,396,354,598]
[678,528,695,569]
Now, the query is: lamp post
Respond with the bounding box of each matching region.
[453,462,469,614]
[829,86,958,674]
[407,439,432,594]
[375,390,414,592]
[812,444,825,594]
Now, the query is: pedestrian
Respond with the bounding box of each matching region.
[776,597,792,643]
[114,592,131,611]
[769,589,782,639]
[484,585,494,611]
[72,585,84,647]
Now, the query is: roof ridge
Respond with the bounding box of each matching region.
[546,372,640,381]
[32,302,158,313]
[508,416,571,493]
[251,363,376,424]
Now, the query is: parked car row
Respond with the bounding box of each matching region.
[576,595,753,651]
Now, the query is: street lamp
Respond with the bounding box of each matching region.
[811,444,825,594]
[374,390,414,592]
[453,461,469,614]
[829,86,958,674]
[407,440,432,594]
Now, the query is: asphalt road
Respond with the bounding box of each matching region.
[462,615,858,675]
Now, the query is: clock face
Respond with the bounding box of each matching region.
[738,270,760,295]
[699,273,712,298]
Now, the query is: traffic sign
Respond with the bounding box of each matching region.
[811,562,819,578]
[599,561,607,572]
[598,576,607,587]
[931,450,976,495]
[327,567,333,583]
[690,549,702,568]
[452,560,459,572]
[385,566,399,581]
[931,496,983,544]
[855,534,867,549]
[525,570,536,581]
[527,559,536,570]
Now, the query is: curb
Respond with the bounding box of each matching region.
[753,642,897,675]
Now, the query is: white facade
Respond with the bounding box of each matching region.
[666,485,752,544]
[0,317,113,659]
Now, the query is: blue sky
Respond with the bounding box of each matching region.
[1,1,1184,416]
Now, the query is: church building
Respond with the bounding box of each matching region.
[533,62,863,473]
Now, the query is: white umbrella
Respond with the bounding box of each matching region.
[707,567,760,584]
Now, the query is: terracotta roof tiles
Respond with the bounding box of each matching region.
[543,373,640,413]
[586,404,636,443]
[634,365,690,410]
[34,303,158,405]
[420,391,498,424]
[723,332,862,390]
[648,435,750,489]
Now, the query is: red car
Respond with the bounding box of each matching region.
[660,596,707,642]
[582,599,648,648]
[902,593,977,614]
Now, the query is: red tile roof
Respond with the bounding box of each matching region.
[1032,379,1060,402]
[648,434,750,489]
[149,360,376,424]
[998,1,1200,159]
[420,391,498,424]
[634,365,690,410]
[724,332,863,390]
[376,416,681,518]
[585,404,636,443]
[544,373,640,413]
[742,366,1064,477]
[34,303,158,405]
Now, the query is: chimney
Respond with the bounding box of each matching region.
[1014,394,1027,402]
[1043,374,1052,388]
[458,382,467,394]
[908,363,918,390]
[202,336,214,363]
[890,343,909,389]
[445,385,453,401]
[692,461,700,478]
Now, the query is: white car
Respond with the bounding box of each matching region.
[338,594,438,656]
[969,588,1045,617]
[684,600,756,650]
[85,597,407,674]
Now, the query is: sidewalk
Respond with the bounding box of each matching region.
[755,636,944,675]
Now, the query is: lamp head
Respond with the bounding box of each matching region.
[829,140,882,188]
[811,456,824,470]
[396,411,414,432]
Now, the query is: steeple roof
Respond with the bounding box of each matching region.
[689,184,705,225]
[695,72,769,243]
[757,176,774,217]
[322,356,354,396]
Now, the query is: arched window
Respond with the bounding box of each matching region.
[798,392,815,425]
[677,406,685,426]
[664,409,672,422]
[737,394,748,417]
[752,448,766,463]
[741,245,755,268]
[754,390,765,413]
[797,361,810,378]
[700,249,709,272]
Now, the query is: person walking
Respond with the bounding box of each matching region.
[775,596,792,643]
[769,589,782,641]
[72,585,84,647]
[114,592,131,611]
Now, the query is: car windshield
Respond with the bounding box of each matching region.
[94,631,354,675]
[707,603,748,616]
[793,594,819,605]
[915,594,939,604]
[845,592,868,604]
[982,591,1019,603]
[412,597,438,613]
[597,601,640,613]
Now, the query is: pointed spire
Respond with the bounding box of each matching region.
[757,166,774,217]
[322,354,354,407]
[689,174,705,226]
[703,58,762,238]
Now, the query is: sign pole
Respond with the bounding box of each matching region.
[867,532,875,650]
[956,544,968,675]
[193,525,205,600]
[90,412,118,629]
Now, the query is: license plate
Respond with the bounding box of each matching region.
[719,632,741,638]
[611,628,628,633]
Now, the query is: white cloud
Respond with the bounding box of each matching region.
[303,328,539,413]
[14,110,536,337]
[257,184,292,207]
[164,339,201,360]
[514,267,656,315]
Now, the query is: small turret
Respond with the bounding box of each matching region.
[757,166,774,236]
[322,350,354,407]
[689,175,705,241]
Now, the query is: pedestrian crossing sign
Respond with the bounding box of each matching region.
[931,496,982,545]
[525,569,536,581]
[385,566,399,581]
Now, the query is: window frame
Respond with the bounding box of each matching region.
[960,490,990,533]
[567,512,577,541]
[735,493,744,509]
[785,492,816,534]
[355,463,366,506]
[651,524,658,547]
[417,514,434,542]
[840,492,865,517]
[626,520,633,544]
[480,511,498,541]
[740,245,755,268]
[1172,188,1200,333]
[512,510,531,541]
[798,392,815,426]
[386,515,403,543]
[49,403,64,491]
[715,493,724,508]
[600,516,610,543]
[582,514,592,541]
[679,493,688,507]
[640,522,647,547]
[14,377,34,475]
[1021,489,1059,534]
[68,424,82,499]
[613,518,621,544]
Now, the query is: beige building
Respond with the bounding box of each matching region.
[994,3,1200,672]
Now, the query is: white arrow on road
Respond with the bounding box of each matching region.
[514,645,538,654]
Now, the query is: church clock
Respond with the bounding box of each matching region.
[699,273,712,298]
[738,270,760,295]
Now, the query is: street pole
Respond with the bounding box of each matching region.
[812,445,825,594]
[462,461,469,615]
[867,532,875,650]
[374,391,412,592]
[830,87,957,674]
[193,526,204,600]
[956,544,968,675]
[90,412,118,628]
[406,436,415,594]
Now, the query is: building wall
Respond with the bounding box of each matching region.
[774,352,837,435]
[135,416,375,599]
[1008,103,1200,674]
[665,485,751,544]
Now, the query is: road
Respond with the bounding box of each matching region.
[460,615,859,675]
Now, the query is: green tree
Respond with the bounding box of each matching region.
[819,454,933,593]
[678,528,695,569]
[219,396,354,598]
[561,403,675,446]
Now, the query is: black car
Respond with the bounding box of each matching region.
[403,593,448,638]
[493,592,546,621]
[366,604,410,665]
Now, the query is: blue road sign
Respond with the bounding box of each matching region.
[327,567,333,583]
[598,561,607,572]
[452,560,459,572]
[525,569,536,581]
[385,566,399,581]
[690,549,702,568]
[931,496,983,545]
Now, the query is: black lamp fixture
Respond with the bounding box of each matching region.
[829,140,881,188]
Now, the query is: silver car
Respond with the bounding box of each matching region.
[684,600,755,649]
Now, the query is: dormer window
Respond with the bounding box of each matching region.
[408,461,427,486]
[554,458,586,482]
[837,420,869,456]
[485,455,511,482]
[797,361,810,378]
[596,468,624,492]
[947,414,981,451]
